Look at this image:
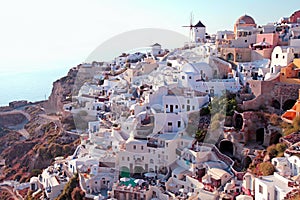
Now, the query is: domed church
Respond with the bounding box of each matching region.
[234,15,257,37]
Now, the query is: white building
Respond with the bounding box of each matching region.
[216,30,234,41]
[193,21,206,43]
[272,157,292,177]
[287,155,300,176]
[271,46,300,67]
[254,172,293,200]
[151,43,163,56]
[37,165,69,200]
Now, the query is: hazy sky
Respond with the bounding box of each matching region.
[0,0,299,71]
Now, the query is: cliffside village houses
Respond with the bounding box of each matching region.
[28,10,300,200]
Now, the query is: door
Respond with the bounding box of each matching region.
[168,122,172,132]
[170,105,174,113]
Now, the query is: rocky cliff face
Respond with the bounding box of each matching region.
[45,67,78,113]
[0,67,83,183]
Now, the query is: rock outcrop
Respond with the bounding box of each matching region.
[45,67,78,113]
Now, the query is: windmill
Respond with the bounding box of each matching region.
[182,12,195,44]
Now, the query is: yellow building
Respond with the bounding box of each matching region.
[279,59,300,84]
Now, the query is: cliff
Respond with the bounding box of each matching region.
[44,67,78,113]
[0,67,82,183]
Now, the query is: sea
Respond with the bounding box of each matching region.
[0,67,70,107]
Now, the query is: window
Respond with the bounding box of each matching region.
[141,146,144,150]
[133,145,136,150]
[182,105,185,109]
[150,159,154,164]
[127,157,130,161]
[175,105,178,109]
[182,76,185,79]
[259,185,263,194]
[283,55,285,59]
[178,121,181,128]
[122,157,124,161]
[189,76,192,79]
[192,106,195,110]
[276,54,279,58]
[166,104,168,108]
[187,99,190,104]
[245,40,248,43]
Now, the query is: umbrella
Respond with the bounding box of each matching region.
[253,41,270,47]
[168,182,176,187]
[134,179,146,185]
[120,177,131,182]
[187,192,193,196]
[144,172,156,178]
[179,188,185,193]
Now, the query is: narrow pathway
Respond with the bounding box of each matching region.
[0,186,22,200]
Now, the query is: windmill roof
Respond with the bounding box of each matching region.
[151,43,161,47]
[194,21,205,28]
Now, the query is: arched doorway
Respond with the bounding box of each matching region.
[234,113,243,130]
[133,166,144,178]
[219,140,234,157]
[120,166,130,178]
[227,53,234,61]
[256,128,264,145]
[271,100,280,109]
[282,99,296,111]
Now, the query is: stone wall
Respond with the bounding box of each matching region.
[242,76,300,111]
[209,57,232,78]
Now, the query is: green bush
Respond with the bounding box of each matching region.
[276,143,287,153]
[267,145,278,158]
[258,162,275,176]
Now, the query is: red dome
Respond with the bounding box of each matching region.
[289,10,300,23]
[236,15,256,25]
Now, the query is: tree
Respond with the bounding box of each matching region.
[209,94,237,117]
[266,145,278,158]
[195,129,207,142]
[281,116,300,136]
[71,187,85,200]
[258,162,275,176]
[56,174,80,200]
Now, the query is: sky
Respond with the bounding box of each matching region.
[0,0,299,72]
